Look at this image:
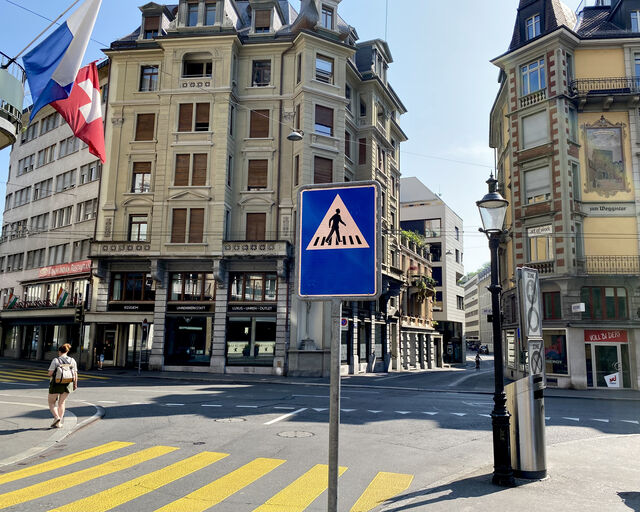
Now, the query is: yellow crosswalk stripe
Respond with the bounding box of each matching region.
[1,368,109,381]
[0,441,133,486]
[0,445,177,510]
[49,451,228,512]
[0,371,42,382]
[155,457,285,512]
[253,464,347,512]
[349,472,414,512]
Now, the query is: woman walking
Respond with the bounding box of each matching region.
[47,343,78,428]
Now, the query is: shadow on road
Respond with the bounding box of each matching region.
[618,491,640,511]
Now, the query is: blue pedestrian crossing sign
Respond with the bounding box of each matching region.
[297,181,381,299]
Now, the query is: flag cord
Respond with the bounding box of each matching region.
[1,0,82,69]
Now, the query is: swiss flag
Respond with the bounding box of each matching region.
[52,62,106,163]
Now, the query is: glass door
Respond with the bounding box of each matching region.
[594,345,618,387]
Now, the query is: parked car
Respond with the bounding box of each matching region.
[478,345,489,354]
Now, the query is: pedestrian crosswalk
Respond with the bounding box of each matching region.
[0,365,109,384]
[0,442,413,512]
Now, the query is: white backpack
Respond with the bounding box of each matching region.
[54,357,75,384]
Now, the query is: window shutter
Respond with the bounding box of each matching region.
[358,138,367,164]
[248,160,268,189]
[314,156,333,184]
[171,209,187,243]
[195,103,210,130]
[178,104,193,132]
[192,154,207,186]
[315,105,333,132]
[135,114,155,141]
[250,110,269,138]
[145,15,160,31]
[175,154,190,186]
[255,10,271,28]
[246,213,266,241]
[189,208,204,243]
[133,161,151,173]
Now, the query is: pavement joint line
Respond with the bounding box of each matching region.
[263,407,307,425]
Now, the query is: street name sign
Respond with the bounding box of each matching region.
[297,181,381,299]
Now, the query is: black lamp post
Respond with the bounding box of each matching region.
[476,174,515,487]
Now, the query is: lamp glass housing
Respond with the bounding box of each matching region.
[477,193,508,233]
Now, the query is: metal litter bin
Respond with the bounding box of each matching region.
[505,375,547,479]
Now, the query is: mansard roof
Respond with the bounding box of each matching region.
[509,0,577,51]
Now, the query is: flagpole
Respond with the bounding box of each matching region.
[1,0,82,69]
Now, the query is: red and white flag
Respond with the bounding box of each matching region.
[52,62,106,163]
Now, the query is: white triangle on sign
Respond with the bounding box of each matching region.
[306,194,370,250]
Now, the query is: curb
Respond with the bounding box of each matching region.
[0,400,105,468]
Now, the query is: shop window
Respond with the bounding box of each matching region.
[249,109,270,138]
[110,272,155,301]
[135,113,155,141]
[178,103,210,132]
[314,156,332,184]
[229,272,277,302]
[226,317,276,366]
[164,316,211,365]
[543,291,561,319]
[543,331,568,375]
[581,287,628,321]
[170,272,215,301]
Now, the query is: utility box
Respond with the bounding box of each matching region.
[505,375,547,479]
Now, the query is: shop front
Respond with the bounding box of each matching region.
[583,329,633,389]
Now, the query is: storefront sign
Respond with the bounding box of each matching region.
[584,329,628,343]
[527,225,552,237]
[107,303,155,312]
[604,372,621,388]
[38,260,91,279]
[167,304,215,313]
[580,202,635,217]
[228,304,277,313]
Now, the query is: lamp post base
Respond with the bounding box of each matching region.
[491,405,515,487]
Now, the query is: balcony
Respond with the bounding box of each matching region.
[0,52,26,150]
[569,77,640,109]
[525,261,555,274]
[91,241,155,258]
[222,241,291,259]
[578,256,640,275]
[519,88,546,108]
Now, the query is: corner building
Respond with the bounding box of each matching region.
[91,0,410,375]
[490,0,640,390]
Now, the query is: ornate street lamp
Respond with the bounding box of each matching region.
[476,173,515,487]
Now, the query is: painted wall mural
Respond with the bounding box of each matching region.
[583,116,630,197]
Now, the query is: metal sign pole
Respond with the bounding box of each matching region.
[327,298,342,512]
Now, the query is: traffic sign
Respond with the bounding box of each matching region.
[297,182,380,299]
[528,339,544,376]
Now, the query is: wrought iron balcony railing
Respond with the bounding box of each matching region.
[578,256,640,275]
[569,77,640,96]
[525,261,555,274]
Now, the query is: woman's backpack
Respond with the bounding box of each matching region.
[54,357,75,384]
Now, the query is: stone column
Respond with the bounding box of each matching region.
[273,267,289,376]
[211,265,228,373]
[149,270,167,371]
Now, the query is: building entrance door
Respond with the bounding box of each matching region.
[102,329,116,366]
[586,343,631,388]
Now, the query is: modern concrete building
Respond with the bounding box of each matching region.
[0,52,25,151]
[400,177,465,363]
[0,62,109,363]
[490,0,640,389]
[463,274,479,346]
[87,0,410,376]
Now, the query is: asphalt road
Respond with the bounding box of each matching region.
[0,359,638,511]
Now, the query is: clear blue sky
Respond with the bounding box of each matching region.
[0,0,583,273]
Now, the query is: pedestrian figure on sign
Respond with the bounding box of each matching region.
[475,352,481,370]
[327,209,346,245]
[47,343,78,428]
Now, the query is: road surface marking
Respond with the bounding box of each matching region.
[341,409,356,412]
[274,407,296,410]
[395,411,411,415]
[312,408,328,412]
[451,413,467,417]
[253,464,347,512]
[350,472,413,512]
[545,417,551,420]
[368,410,382,414]
[422,412,438,416]
[621,420,639,425]
[292,394,351,400]
[447,368,493,387]
[478,414,492,418]
[201,404,222,407]
[51,452,227,512]
[154,458,285,512]
[165,403,185,406]
[373,374,404,381]
[97,401,118,404]
[563,417,580,422]
[0,371,41,382]
[0,446,177,510]
[0,442,133,486]
[592,419,609,423]
[237,405,259,408]
[264,408,307,425]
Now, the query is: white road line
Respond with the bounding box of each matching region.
[563,417,580,422]
[478,414,492,418]
[368,410,382,414]
[264,407,307,425]
[395,411,411,415]
[451,413,467,417]
[312,408,328,412]
[373,374,405,382]
[340,408,356,412]
[545,417,551,420]
[592,418,609,423]
[274,406,296,410]
[237,405,258,408]
[293,394,328,399]
[621,420,639,425]
[201,404,222,407]
[165,403,184,406]
[97,400,118,404]
[447,368,493,387]
[422,412,438,416]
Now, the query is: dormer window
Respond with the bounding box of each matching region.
[321,5,334,30]
[143,15,160,39]
[526,14,541,40]
[632,11,640,32]
[205,2,216,25]
[254,10,271,33]
[187,2,198,26]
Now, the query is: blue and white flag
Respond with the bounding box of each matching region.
[23,0,102,121]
